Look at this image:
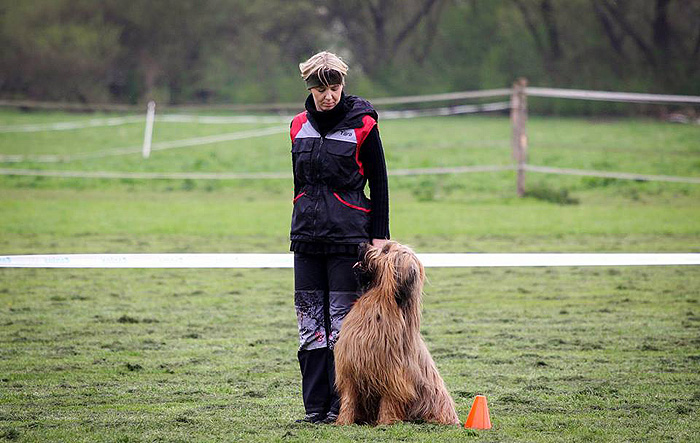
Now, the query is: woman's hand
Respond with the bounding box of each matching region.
[371,238,389,249]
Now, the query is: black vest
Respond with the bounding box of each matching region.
[290,96,377,243]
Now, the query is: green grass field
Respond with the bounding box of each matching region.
[1,109,699,441]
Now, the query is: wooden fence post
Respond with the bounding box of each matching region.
[511,78,528,197]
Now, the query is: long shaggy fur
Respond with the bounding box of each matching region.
[334,241,460,426]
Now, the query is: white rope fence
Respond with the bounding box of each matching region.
[0,114,293,134]
[153,103,511,125]
[0,126,288,163]
[526,87,700,105]
[0,101,510,135]
[0,116,143,133]
[0,114,291,134]
[158,114,291,124]
[2,164,698,183]
[0,89,514,113]
[1,253,698,268]
[1,86,698,185]
[0,168,291,180]
[0,165,514,180]
[0,101,510,163]
[3,86,698,114]
[523,165,700,184]
[381,102,510,119]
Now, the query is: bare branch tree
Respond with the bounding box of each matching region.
[511,0,546,55]
[652,0,671,54]
[413,0,447,65]
[597,0,658,66]
[540,0,561,60]
[391,0,441,55]
[591,0,627,58]
[326,0,445,76]
[511,0,563,77]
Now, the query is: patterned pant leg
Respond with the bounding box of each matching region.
[328,291,358,349]
[295,289,327,350]
[294,252,329,351]
[326,253,360,350]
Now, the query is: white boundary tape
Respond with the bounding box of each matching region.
[0,253,698,268]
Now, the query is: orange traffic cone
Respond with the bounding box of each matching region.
[464,395,492,430]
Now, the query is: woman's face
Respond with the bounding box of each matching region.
[310,84,343,111]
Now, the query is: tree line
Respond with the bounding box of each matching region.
[1,0,698,108]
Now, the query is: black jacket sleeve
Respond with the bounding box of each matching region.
[291,120,301,198]
[359,125,390,239]
[292,155,301,199]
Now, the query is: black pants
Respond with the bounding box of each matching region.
[294,252,359,415]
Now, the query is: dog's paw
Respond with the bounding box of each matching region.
[334,414,354,426]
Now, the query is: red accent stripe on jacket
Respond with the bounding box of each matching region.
[293,191,305,203]
[290,112,308,141]
[333,192,371,213]
[353,115,377,176]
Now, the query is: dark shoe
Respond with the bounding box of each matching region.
[295,412,326,424]
[322,412,338,424]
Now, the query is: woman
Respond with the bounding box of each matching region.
[290,51,390,424]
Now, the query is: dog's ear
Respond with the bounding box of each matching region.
[354,243,376,291]
[354,260,376,291]
[356,242,389,291]
[395,263,419,306]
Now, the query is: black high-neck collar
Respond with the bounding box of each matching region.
[305,92,347,136]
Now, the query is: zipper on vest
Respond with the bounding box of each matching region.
[314,137,323,181]
[312,137,323,238]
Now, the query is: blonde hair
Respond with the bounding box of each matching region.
[299,51,348,86]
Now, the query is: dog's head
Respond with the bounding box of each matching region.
[355,241,425,305]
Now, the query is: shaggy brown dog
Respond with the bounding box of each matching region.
[334,241,460,425]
